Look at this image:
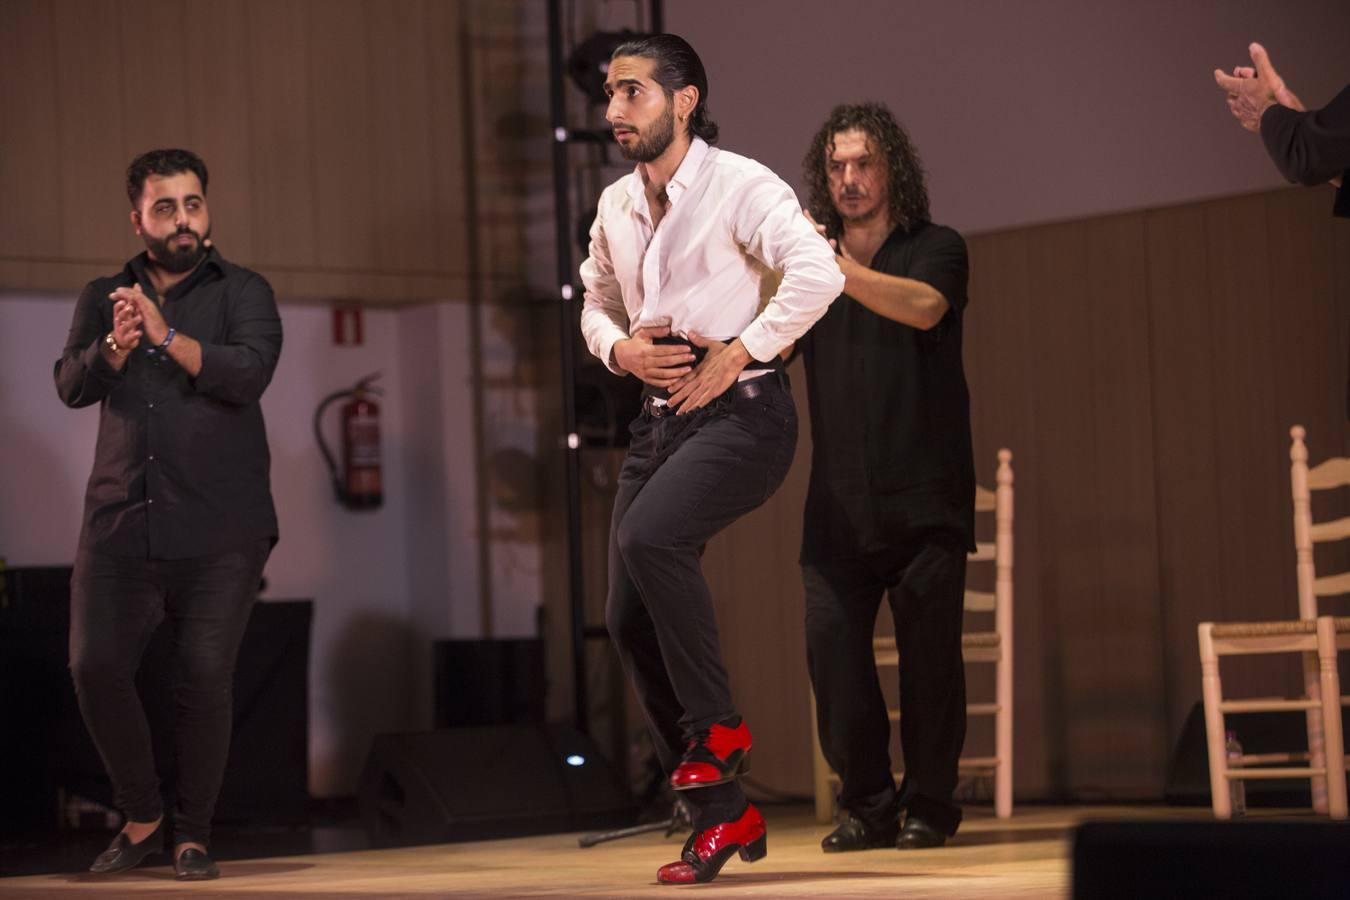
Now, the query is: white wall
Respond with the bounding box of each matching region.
[668,0,1350,233]
[260,303,415,795]
[0,293,495,796]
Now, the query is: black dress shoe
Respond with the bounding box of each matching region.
[174,847,221,881]
[821,814,900,852]
[896,815,947,849]
[88,821,164,874]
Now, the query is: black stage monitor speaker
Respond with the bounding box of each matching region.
[1073,820,1350,899]
[433,638,545,728]
[357,724,636,847]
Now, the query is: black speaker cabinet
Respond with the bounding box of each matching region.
[357,724,636,847]
[0,566,310,831]
[1073,820,1350,899]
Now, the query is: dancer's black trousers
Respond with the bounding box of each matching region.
[68,539,270,846]
[805,538,968,835]
[606,372,797,775]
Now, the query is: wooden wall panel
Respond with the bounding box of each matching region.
[53,0,133,263]
[1145,202,1226,739]
[1266,188,1350,654]
[1077,212,1168,796]
[308,0,377,271]
[0,2,62,260]
[1021,220,1097,797]
[1203,196,1297,701]
[117,2,188,157]
[425,0,471,275]
[245,0,316,270]
[367,0,439,274]
[965,228,1052,798]
[184,0,255,263]
[1268,188,1345,452]
[1329,208,1350,636]
[0,0,476,301]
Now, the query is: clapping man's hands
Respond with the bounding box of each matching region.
[1214,42,1304,131]
[111,297,143,346]
[110,283,170,346]
[1215,43,1339,187]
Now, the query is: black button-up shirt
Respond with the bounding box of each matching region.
[54,247,282,559]
[800,221,975,563]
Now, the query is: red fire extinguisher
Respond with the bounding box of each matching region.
[314,372,383,510]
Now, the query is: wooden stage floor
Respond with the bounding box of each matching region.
[0,804,1248,899]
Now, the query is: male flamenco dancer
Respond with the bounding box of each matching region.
[579,34,843,885]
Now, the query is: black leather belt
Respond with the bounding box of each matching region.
[641,376,772,419]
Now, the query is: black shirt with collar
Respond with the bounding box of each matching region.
[799,221,975,563]
[54,246,283,560]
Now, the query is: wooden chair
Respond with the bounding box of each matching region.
[811,448,1015,822]
[1196,426,1350,819]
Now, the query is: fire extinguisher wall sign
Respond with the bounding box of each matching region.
[315,373,384,510]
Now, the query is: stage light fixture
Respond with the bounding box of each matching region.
[566,30,643,104]
[566,754,587,767]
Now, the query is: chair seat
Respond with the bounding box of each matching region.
[1209,616,1350,639]
[873,632,1002,652]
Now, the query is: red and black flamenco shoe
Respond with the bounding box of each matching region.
[657,803,767,885]
[670,718,751,790]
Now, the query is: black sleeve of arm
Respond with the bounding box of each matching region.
[53,281,122,408]
[1335,182,1350,219]
[191,274,283,406]
[909,226,970,314]
[1259,85,1350,187]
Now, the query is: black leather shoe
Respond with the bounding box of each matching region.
[88,821,164,874]
[896,815,947,849]
[821,813,900,852]
[174,847,221,881]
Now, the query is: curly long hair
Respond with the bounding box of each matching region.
[802,102,929,238]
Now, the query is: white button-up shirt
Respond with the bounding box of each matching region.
[579,137,844,374]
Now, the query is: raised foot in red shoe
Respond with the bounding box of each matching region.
[669,718,752,791]
[656,803,767,885]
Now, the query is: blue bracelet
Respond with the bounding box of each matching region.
[147,328,175,356]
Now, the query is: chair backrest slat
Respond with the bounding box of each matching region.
[965,589,996,612]
[1309,516,1350,544]
[1289,425,1350,619]
[1313,572,1350,598]
[1307,457,1350,491]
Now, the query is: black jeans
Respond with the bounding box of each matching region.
[68,539,270,847]
[606,372,797,776]
[804,538,968,835]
